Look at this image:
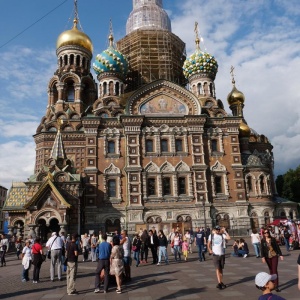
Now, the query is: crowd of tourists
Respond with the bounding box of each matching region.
[0,223,300,298]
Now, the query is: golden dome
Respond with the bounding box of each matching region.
[227,85,245,106]
[239,121,251,138]
[56,19,93,53]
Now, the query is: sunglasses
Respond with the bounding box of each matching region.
[264,232,269,234]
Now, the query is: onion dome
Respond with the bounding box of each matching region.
[93,35,128,77]
[56,19,93,53]
[239,121,251,138]
[183,37,218,80]
[227,82,245,106]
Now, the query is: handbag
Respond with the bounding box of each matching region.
[132,246,137,251]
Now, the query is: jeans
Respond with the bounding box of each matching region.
[95,259,110,292]
[158,246,169,264]
[252,243,260,257]
[284,238,290,251]
[197,244,205,261]
[22,261,31,281]
[174,245,181,261]
[133,250,140,266]
[238,249,248,256]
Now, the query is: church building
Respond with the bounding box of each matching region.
[3,0,297,241]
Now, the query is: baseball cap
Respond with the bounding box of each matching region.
[214,225,221,230]
[255,272,277,287]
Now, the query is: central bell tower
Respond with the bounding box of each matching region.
[117,0,186,91]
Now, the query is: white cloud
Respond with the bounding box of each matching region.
[171,0,300,175]
[0,141,35,189]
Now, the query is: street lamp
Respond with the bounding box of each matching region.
[77,187,84,235]
[231,218,235,238]
[200,196,207,229]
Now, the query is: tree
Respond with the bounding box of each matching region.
[277,166,300,203]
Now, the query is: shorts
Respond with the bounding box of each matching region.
[212,254,225,270]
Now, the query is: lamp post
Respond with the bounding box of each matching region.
[202,200,207,229]
[77,187,84,235]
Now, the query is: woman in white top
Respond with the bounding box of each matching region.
[251,228,261,258]
[22,240,32,282]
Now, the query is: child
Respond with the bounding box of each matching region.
[255,272,286,300]
[182,238,189,261]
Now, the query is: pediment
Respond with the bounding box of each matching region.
[126,79,201,116]
[24,179,71,209]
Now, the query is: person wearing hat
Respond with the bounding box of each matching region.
[255,272,286,300]
[207,225,231,290]
[21,239,32,282]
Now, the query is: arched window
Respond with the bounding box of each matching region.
[161,139,168,152]
[162,177,171,195]
[209,83,213,96]
[146,139,153,152]
[82,57,86,68]
[70,54,74,65]
[108,180,116,197]
[211,140,218,152]
[215,176,222,193]
[108,141,115,153]
[115,82,120,95]
[247,176,253,192]
[259,176,265,193]
[66,82,75,102]
[64,55,68,65]
[175,139,183,152]
[178,177,186,195]
[103,82,107,95]
[147,178,156,196]
[197,83,202,95]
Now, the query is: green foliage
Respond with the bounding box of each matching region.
[276,166,300,203]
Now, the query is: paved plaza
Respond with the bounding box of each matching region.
[0,240,299,300]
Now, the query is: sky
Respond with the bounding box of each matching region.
[0,0,300,189]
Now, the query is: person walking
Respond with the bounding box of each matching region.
[110,235,124,294]
[132,233,141,267]
[120,230,132,281]
[182,238,189,261]
[81,233,91,262]
[148,229,159,264]
[194,227,206,262]
[0,234,9,267]
[251,228,261,258]
[140,230,149,263]
[94,233,112,293]
[91,232,98,262]
[15,237,22,260]
[260,229,283,292]
[21,239,32,282]
[66,234,79,296]
[283,226,291,252]
[207,226,231,290]
[46,232,64,281]
[157,230,169,265]
[173,231,182,261]
[31,237,44,283]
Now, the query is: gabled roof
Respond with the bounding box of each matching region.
[24,178,71,209]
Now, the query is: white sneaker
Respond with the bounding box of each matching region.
[94,289,100,293]
[243,254,248,258]
[157,262,161,265]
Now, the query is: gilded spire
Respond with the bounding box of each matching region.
[194,22,200,51]
[230,65,236,85]
[109,19,114,48]
[73,0,78,28]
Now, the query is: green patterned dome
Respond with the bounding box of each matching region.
[93,35,128,77]
[183,48,218,80]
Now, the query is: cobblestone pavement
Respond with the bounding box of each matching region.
[0,240,299,300]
